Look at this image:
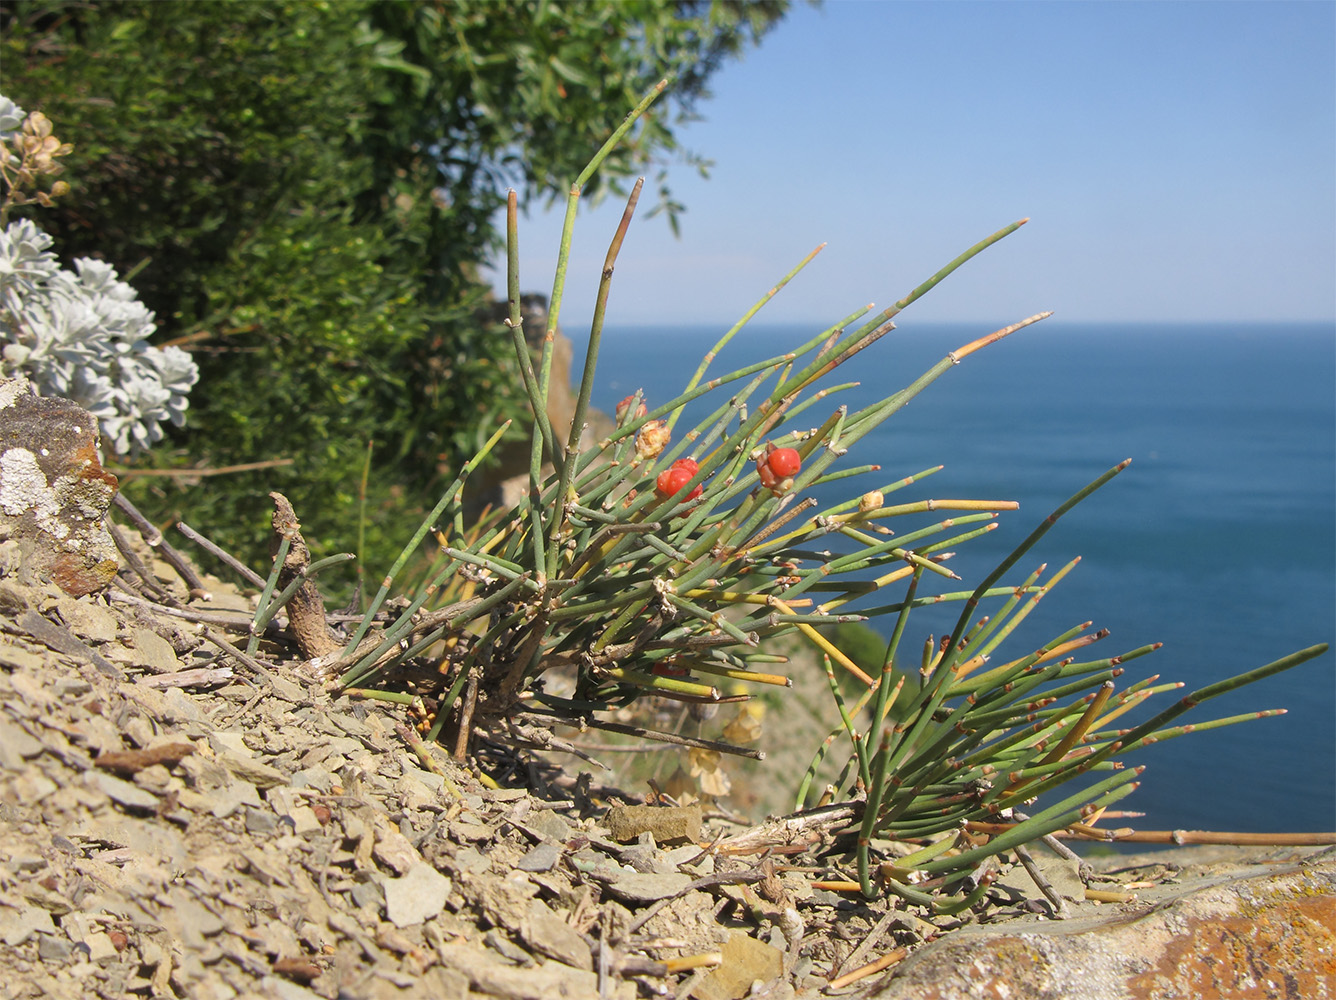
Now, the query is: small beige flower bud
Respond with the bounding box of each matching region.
[635,419,671,459]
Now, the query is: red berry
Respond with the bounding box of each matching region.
[655,466,702,501]
[756,445,801,494]
[767,447,802,478]
[671,457,698,475]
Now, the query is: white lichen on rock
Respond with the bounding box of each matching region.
[0,375,119,595]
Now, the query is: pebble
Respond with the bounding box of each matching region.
[371,814,421,874]
[1,906,54,946]
[453,845,492,875]
[130,627,180,673]
[52,677,92,698]
[605,803,702,844]
[259,977,323,1000]
[601,870,694,904]
[86,770,160,812]
[449,819,493,842]
[527,810,573,843]
[81,931,119,962]
[351,880,384,911]
[0,717,46,768]
[285,804,323,835]
[131,763,173,792]
[159,686,204,724]
[37,934,74,962]
[694,929,784,1000]
[207,731,250,756]
[383,863,452,928]
[0,639,46,671]
[484,927,533,965]
[208,779,262,818]
[520,899,592,970]
[290,767,335,791]
[55,598,118,643]
[516,842,561,873]
[244,806,280,835]
[215,749,287,789]
[663,844,713,874]
[267,675,306,703]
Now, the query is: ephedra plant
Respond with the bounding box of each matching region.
[216,82,1326,913]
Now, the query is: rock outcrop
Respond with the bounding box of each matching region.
[869,847,1336,1000]
[0,377,119,596]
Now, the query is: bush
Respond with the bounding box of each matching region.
[0,0,790,580]
[0,95,198,455]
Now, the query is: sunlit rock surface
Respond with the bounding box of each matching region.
[0,377,119,596]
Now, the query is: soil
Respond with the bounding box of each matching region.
[0,530,1327,1000]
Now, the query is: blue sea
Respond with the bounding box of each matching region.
[570,320,1336,835]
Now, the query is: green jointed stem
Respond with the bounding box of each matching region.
[339,420,513,663]
[838,312,1051,456]
[822,655,869,788]
[890,219,1029,317]
[507,191,560,581]
[914,766,1143,878]
[668,242,829,433]
[505,189,554,460]
[540,191,582,399]
[1083,644,1330,769]
[931,460,1131,678]
[603,667,720,699]
[544,79,667,383]
[247,535,290,656]
[548,178,645,578]
[1118,709,1289,750]
[252,552,355,637]
[858,730,895,897]
[865,571,919,755]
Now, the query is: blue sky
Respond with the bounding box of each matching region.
[489,1,1336,328]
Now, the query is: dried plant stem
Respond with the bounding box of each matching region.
[175,520,267,588]
[265,493,342,660]
[108,524,172,601]
[1014,842,1069,918]
[199,627,274,681]
[113,494,208,593]
[827,948,909,991]
[1086,828,1336,846]
[964,822,1336,847]
[111,457,294,479]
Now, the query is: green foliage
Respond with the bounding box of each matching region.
[0,0,790,578]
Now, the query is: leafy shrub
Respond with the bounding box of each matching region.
[0,95,198,455]
[0,0,790,578]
